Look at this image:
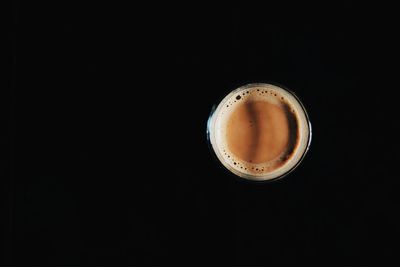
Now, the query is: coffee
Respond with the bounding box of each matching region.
[207,83,311,181]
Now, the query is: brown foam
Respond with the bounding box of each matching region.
[226,99,299,172]
[208,83,311,180]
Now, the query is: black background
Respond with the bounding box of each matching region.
[8,1,400,266]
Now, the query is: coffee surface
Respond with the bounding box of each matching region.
[226,100,293,164]
[208,83,310,180]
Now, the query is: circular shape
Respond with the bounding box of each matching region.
[207,83,312,182]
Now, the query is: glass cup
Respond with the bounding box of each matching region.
[207,83,312,182]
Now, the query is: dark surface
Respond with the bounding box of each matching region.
[9,2,400,266]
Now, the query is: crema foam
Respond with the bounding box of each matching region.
[207,83,311,181]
